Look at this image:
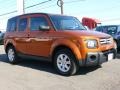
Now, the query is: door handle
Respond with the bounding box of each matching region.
[27,34,30,37]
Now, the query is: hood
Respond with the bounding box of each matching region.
[64,30,111,38]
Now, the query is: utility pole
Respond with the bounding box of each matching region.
[17,0,25,15]
[23,0,25,14]
[57,0,64,14]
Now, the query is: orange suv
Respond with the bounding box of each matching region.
[4,13,116,76]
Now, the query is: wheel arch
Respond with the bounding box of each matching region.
[51,45,72,60]
[50,39,82,62]
[5,43,15,53]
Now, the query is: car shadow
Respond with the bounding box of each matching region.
[76,65,101,75]
[0,54,56,74]
[0,54,103,76]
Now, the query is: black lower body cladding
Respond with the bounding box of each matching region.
[78,48,117,66]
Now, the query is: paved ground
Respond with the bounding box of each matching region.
[0,45,120,90]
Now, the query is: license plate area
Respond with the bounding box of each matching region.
[108,53,113,61]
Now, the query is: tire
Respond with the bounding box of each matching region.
[6,46,18,64]
[54,49,79,76]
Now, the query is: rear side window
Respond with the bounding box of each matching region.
[30,17,48,31]
[7,18,17,32]
[18,18,27,31]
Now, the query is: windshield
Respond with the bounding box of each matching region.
[50,15,86,31]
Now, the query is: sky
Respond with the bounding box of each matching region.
[0,0,120,31]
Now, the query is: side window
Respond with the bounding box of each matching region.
[102,26,108,33]
[30,17,48,31]
[18,18,27,31]
[96,27,101,32]
[7,18,17,32]
[117,26,120,32]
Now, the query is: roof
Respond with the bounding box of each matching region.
[8,13,75,20]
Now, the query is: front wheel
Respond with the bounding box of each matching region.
[6,46,18,64]
[54,49,79,76]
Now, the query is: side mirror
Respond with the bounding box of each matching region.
[39,25,50,31]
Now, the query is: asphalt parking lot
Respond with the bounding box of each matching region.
[0,45,120,90]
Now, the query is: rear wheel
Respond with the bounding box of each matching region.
[54,49,79,76]
[6,46,18,64]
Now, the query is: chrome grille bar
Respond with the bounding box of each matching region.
[100,38,112,45]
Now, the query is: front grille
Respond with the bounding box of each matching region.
[100,37,112,45]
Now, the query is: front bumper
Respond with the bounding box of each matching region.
[79,48,117,66]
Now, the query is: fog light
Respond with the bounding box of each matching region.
[90,55,97,61]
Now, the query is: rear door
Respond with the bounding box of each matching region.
[15,16,29,54]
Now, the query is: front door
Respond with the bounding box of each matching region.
[27,15,54,57]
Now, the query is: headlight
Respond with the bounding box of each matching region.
[86,39,97,48]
